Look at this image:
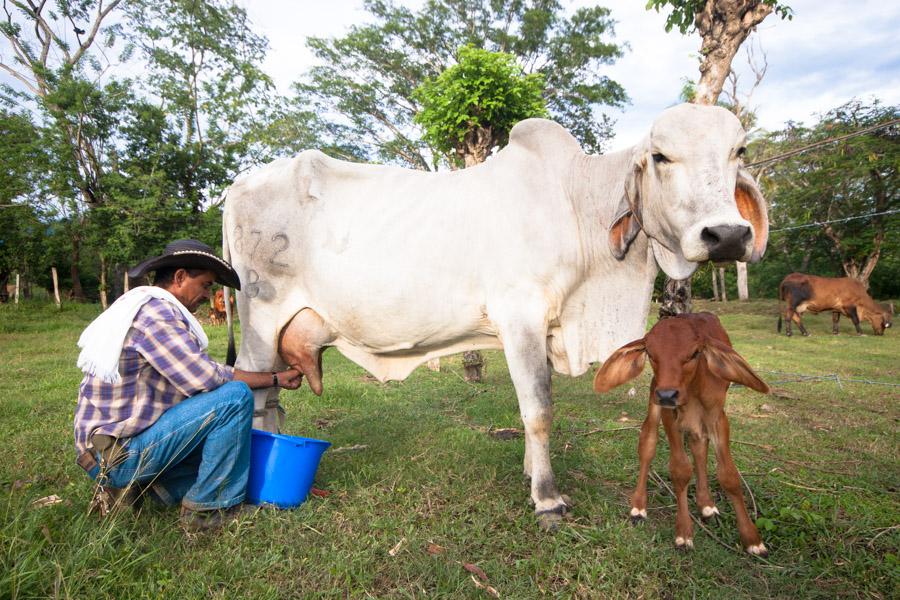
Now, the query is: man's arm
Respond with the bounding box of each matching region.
[234,368,302,390]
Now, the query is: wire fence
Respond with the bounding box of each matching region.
[768,208,900,233]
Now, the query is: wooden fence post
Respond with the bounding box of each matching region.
[99,256,108,310]
[14,272,19,305]
[124,271,130,293]
[718,267,728,302]
[51,266,61,308]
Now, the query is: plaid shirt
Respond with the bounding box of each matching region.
[74,297,234,458]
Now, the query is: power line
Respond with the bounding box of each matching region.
[745,117,900,168]
[769,208,900,233]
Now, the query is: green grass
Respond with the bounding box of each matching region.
[1,299,897,599]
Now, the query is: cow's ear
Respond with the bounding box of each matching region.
[593,338,647,393]
[735,168,769,263]
[608,162,644,260]
[703,339,769,394]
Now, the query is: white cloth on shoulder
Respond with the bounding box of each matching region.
[76,286,209,384]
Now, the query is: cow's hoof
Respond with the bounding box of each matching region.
[785,332,792,337]
[801,332,810,337]
[674,536,694,551]
[560,494,573,508]
[629,507,647,525]
[700,505,720,522]
[746,543,768,557]
[535,503,567,531]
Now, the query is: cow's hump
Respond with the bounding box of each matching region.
[507,118,583,158]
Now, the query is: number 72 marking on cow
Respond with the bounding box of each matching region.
[232,226,290,268]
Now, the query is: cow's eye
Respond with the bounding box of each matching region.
[690,349,701,360]
[736,146,747,158]
[652,152,670,164]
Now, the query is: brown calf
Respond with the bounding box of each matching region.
[208,289,233,326]
[778,272,893,336]
[594,313,770,555]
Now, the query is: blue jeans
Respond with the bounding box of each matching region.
[88,381,254,511]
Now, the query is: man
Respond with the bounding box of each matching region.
[74,239,301,531]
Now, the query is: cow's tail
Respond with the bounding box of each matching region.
[776,281,785,333]
[222,191,238,367]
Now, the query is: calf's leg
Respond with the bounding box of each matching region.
[630,402,661,523]
[832,311,841,334]
[687,433,718,519]
[848,306,863,335]
[712,413,767,556]
[279,308,335,396]
[662,411,694,549]
[790,308,809,336]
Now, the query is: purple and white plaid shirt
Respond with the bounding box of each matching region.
[74,297,234,458]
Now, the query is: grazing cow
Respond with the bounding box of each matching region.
[594,313,770,555]
[777,273,893,336]
[222,103,769,528]
[208,289,233,325]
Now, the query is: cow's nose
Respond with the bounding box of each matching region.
[655,389,679,408]
[701,224,752,261]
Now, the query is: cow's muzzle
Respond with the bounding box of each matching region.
[655,389,679,409]
[701,224,752,261]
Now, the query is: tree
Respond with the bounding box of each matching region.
[647,0,791,314]
[752,99,899,289]
[413,45,550,380]
[647,0,791,104]
[414,45,547,167]
[294,0,627,169]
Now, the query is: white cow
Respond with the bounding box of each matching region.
[222,103,768,529]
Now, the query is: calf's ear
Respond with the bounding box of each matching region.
[594,338,647,393]
[608,162,644,260]
[703,339,769,394]
[735,168,769,263]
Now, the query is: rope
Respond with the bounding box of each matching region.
[745,118,900,168]
[769,208,900,233]
[759,370,900,388]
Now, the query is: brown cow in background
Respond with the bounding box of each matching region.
[208,289,233,325]
[777,273,893,336]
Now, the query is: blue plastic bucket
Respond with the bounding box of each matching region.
[246,429,331,508]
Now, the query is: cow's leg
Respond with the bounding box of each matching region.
[712,412,767,556]
[493,308,567,530]
[661,410,694,550]
[630,401,661,523]
[279,308,335,396]
[832,311,841,334]
[687,433,717,520]
[847,306,863,335]
[790,308,809,336]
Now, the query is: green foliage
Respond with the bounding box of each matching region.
[646,0,793,35]
[413,46,547,165]
[748,99,900,296]
[296,0,627,168]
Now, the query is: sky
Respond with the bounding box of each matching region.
[238,0,900,152]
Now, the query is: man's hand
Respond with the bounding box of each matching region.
[275,368,302,390]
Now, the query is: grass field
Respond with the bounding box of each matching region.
[1,299,897,599]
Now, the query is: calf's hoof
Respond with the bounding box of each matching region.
[746,542,768,557]
[629,507,647,525]
[674,536,694,551]
[700,505,720,522]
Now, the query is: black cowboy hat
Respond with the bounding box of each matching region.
[128,239,241,290]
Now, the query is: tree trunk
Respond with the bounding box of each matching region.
[460,125,494,168]
[463,350,484,383]
[659,278,692,318]
[51,267,61,308]
[14,273,19,304]
[736,261,749,300]
[0,271,9,303]
[69,235,86,301]
[694,1,775,104]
